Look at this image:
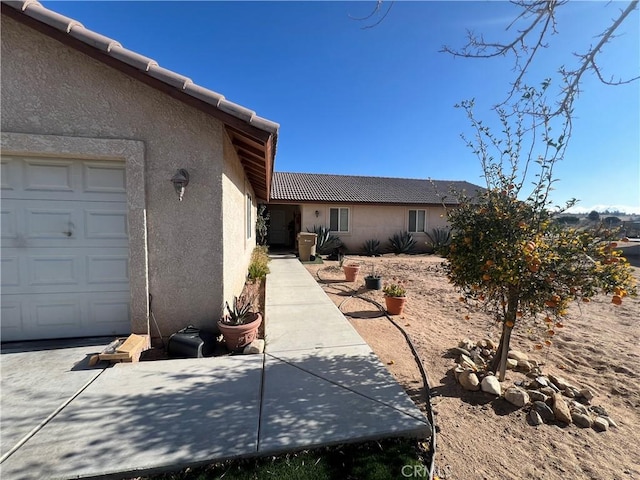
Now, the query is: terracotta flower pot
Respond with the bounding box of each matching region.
[343,265,360,282]
[217,312,262,351]
[384,296,406,315]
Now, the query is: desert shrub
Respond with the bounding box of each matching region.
[426,227,452,255]
[388,231,416,254]
[308,225,343,255]
[248,245,270,280]
[362,239,381,256]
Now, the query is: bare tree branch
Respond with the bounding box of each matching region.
[442,0,639,121]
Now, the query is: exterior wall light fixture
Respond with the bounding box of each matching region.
[171,169,189,201]
[315,210,320,217]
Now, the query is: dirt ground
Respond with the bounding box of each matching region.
[304,250,640,480]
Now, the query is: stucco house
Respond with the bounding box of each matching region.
[1,1,278,342]
[268,172,482,253]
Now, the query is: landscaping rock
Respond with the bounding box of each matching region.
[580,388,595,402]
[517,360,533,372]
[484,338,497,350]
[570,401,589,415]
[454,365,465,382]
[571,412,593,428]
[459,370,480,391]
[527,390,548,403]
[549,374,572,391]
[593,417,609,432]
[606,417,618,428]
[476,339,487,349]
[481,348,493,358]
[552,393,572,424]
[504,387,530,407]
[529,409,543,426]
[243,339,265,355]
[450,347,471,357]
[532,401,555,422]
[506,358,518,370]
[459,338,475,351]
[481,375,501,396]
[508,350,529,362]
[590,405,609,417]
[459,354,479,371]
[540,386,557,397]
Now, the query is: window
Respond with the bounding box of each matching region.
[246,193,252,239]
[408,209,426,233]
[329,207,349,232]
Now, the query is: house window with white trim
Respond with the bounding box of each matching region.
[247,193,253,239]
[329,207,349,232]
[408,209,426,233]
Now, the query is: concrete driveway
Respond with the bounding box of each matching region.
[0,257,431,479]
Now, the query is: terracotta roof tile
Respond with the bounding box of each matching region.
[2,0,279,134]
[271,172,483,205]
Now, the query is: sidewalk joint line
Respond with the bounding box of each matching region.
[0,366,108,464]
[266,353,429,425]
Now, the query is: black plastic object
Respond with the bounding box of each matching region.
[167,326,216,358]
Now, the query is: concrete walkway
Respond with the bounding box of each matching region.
[0,256,431,479]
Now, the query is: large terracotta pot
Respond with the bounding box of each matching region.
[384,296,406,315]
[343,265,360,282]
[217,313,262,351]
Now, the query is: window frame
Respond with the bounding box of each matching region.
[329,207,350,233]
[246,193,253,239]
[408,209,427,233]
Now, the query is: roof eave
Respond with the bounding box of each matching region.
[2,1,278,200]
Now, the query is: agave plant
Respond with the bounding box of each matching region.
[308,225,343,255]
[221,295,256,326]
[362,239,381,256]
[426,227,452,255]
[388,231,416,254]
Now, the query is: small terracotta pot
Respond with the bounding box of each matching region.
[343,265,360,282]
[217,312,262,351]
[384,296,406,315]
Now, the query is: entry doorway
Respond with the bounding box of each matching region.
[267,205,300,248]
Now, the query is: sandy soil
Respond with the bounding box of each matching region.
[304,252,640,480]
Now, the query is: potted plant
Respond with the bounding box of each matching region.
[217,295,262,351]
[342,259,360,282]
[364,265,382,290]
[383,281,407,315]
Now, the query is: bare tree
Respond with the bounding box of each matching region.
[441,0,639,122]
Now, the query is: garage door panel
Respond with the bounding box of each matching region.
[1,256,20,287]
[2,199,127,248]
[24,159,74,193]
[1,155,131,342]
[83,162,127,193]
[1,302,23,333]
[2,247,129,295]
[1,156,127,202]
[26,208,76,240]
[1,207,18,238]
[29,255,79,286]
[85,209,128,239]
[87,255,129,284]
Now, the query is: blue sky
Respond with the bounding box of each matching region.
[44,1,640,213]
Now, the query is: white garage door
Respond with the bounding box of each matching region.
[1,155,131,342]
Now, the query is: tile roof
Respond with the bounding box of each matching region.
[271,172,483,205]
[2,0,278,199]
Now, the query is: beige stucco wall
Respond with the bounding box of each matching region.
[300,203,450,253]
[1,16,253,336]
[222,133,256,312]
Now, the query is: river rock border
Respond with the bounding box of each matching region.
[452,338,617,432]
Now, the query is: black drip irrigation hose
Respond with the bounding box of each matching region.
[315,267,438,480]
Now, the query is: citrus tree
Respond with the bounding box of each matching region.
[446,92,637,381]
